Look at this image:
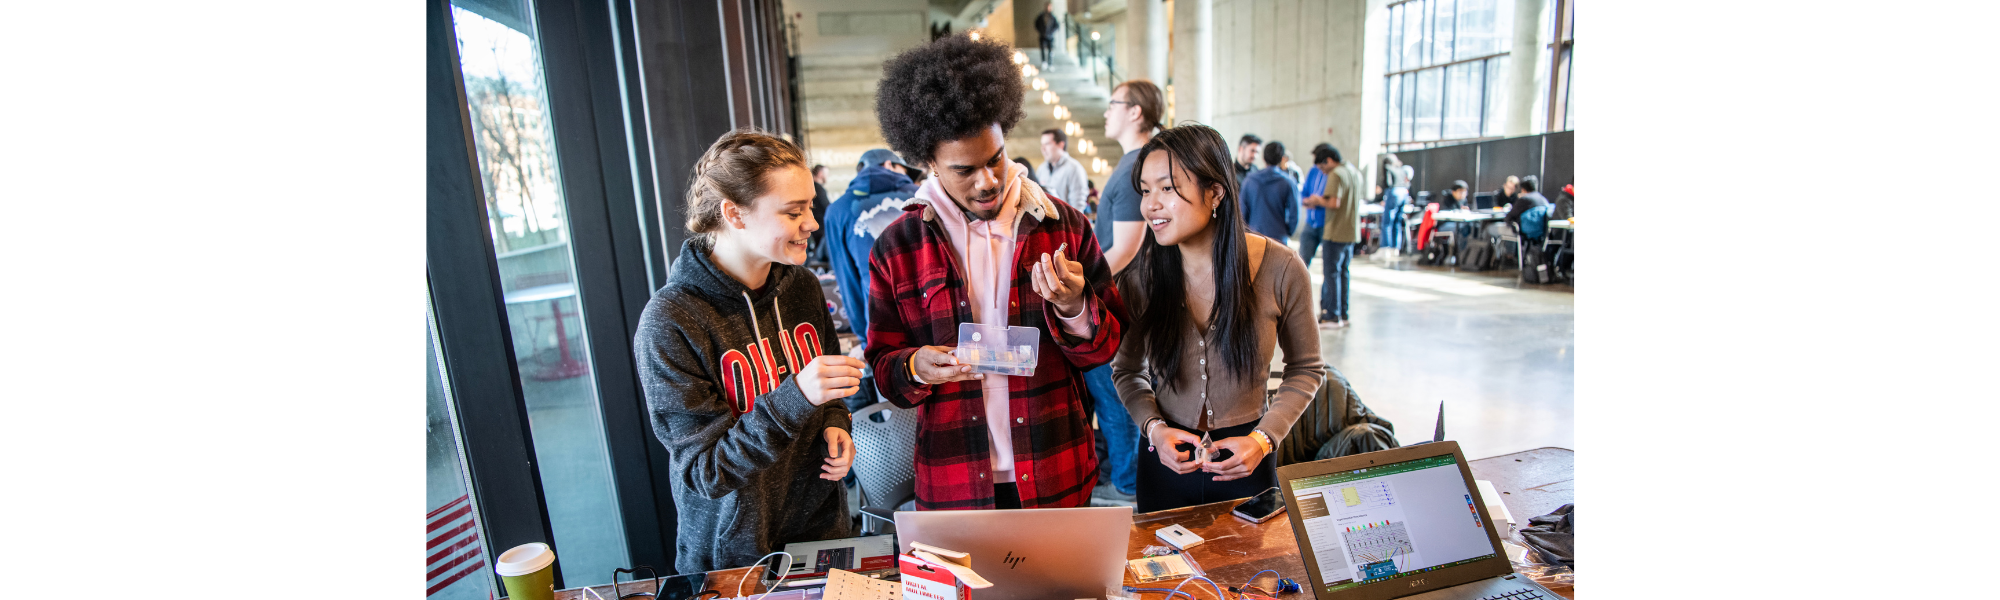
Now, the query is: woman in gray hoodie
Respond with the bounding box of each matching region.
[632,129,868,574]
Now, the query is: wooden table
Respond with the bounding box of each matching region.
[1123,447,1574,599]
[549,448,1574,600]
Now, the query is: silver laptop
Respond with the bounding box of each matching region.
[895,506,1133,600]
[1277,441,1562,600]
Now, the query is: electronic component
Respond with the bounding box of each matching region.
[1153,524,1204,550]
[1126,554,1194,584]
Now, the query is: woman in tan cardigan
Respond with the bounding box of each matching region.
[1113,125,1326,513]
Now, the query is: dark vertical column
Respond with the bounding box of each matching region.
[531,0,671,572]
[427,0,562,587]
[630,0,735,262]
[719,0,753,128]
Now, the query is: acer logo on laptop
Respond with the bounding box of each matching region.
[1002,551,1026,569]
[1409,579,1426,587]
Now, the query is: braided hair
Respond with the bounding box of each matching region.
[684,128,808,239]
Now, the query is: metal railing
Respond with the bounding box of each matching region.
[1066,17,1121,94]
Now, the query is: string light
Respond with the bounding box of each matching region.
[1064,121,1080,136]
[970,31,980,41]
[1012,51,1027,65]
[1091,31,1100,41]
[1042,91,1055,105]
[1032,78,1047,91]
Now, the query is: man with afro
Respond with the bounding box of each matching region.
[862,33,1129,511]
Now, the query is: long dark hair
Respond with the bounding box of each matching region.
[1121,124,1259,390]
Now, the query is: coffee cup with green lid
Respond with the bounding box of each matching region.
[494,542,556,600]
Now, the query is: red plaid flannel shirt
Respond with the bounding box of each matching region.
[864,183,1128,510]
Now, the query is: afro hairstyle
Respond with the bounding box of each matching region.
[874,33,1027,167]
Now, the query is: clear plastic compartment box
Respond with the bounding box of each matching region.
[951,322,1040,376]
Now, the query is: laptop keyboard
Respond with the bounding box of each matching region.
[1478,589,1547,600]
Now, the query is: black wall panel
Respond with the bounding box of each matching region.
[1420,143,1477,197]
[1542,130,1573,197]
[1476,134,1543,194]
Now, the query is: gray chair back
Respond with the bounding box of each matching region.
[851,402,918,533]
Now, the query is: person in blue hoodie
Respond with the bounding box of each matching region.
[823,148,922,348]
[632,129,868,574]
[1296,143,1332,267]
[1239,141,1300,246]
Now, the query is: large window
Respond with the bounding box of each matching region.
[448,0,628,584]
[1384,0,1515,147]
[428,311,493,600]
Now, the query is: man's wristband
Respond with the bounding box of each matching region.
[907,351,926,385]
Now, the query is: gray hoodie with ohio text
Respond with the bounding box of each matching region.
[633,237,853,574]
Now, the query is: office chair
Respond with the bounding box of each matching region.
[1497,221,1523,271]
[850,402,918,535]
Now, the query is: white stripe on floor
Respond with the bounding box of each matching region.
[1348,264,1514,296]
[1348,280,1443,302]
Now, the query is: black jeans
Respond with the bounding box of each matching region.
[1321,241,1353,321]
[1299,224,1323,267]
[1039,37,1054,63]
[1136,418,1278,514]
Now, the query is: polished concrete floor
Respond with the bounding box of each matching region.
[1303,254,1574,461]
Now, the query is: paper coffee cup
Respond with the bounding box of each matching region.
[494,542,557,600]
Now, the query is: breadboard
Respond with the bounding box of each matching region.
[823,568,898,600]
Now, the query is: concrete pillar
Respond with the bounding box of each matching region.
[1504,0,1549,136]
[1170,0,1213,125]
[1122,0,1168,83]
[982,0,1017,47]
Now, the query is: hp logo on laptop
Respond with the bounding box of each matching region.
[1003,551,1026,569]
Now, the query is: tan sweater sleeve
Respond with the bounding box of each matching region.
[1254,251,1327,448]
[1112,309,1164,431]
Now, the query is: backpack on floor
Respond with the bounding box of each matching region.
[1458,238,1494,271]
[1520,240,1556,284]
[1422,242,1451,265]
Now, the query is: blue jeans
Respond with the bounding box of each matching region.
[1321,241,1353,321]
[1298,224,1323,267]
[1381,188,1408,252]
[1085,364,1137,494]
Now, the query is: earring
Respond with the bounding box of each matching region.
[1211,205,1218,218]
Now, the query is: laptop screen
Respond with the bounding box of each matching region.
[1286,454,1497,594]
[1472,193,1496,210]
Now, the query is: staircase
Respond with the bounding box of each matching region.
[794,49,1127,199]
[1005,48,1123,197]
[797,52,897,196]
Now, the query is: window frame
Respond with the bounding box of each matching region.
[427,0,565,587]
[1385,0,1571,150]
[1383,0,1511,148]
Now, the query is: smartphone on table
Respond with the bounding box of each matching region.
[1232,487,1286,523]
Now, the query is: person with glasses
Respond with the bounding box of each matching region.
[1080,79,1166,502]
